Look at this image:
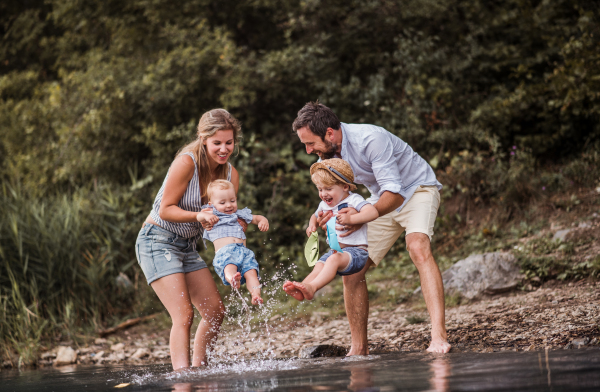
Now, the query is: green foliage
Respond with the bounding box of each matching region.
[0,181,157,357]
[516,236,600,282]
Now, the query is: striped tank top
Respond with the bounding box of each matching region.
[149,152,232,240]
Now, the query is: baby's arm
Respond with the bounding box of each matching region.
[336,204,379,225]
[251,215,269,231]
[306,214,318,237]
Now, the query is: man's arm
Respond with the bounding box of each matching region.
[373,191,404,217]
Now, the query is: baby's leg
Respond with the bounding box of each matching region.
[244,269,263,305]
[292,252,350,300]
[223,264,242,289]
[283,263,325,301]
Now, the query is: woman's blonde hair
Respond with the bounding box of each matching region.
[177,109,242,198]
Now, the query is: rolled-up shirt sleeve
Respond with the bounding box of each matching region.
[364,132,403,196]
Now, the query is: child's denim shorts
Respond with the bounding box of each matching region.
[135,223,207,285]
[213,243,259,286]
[318,247,369,276]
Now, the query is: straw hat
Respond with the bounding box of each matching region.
[310,158,357,191]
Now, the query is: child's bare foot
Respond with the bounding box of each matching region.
[283,280,304,301]
[225,271,242,289]
[292,281,316,301]
[251,293,263,305]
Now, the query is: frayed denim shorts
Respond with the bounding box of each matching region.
[212,243,259,286]
[135,223,207,285]
[318,247,369,276]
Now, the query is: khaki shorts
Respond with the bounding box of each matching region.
[367,186,440,265]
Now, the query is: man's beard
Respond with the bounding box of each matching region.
[320,140,338,159]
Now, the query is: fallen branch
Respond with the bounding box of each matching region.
[98,312,162,337]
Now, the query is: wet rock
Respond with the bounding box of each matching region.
[130,348,150,360]
[94,338,108,345]
[40,351,56,360]
[553,229,572,241]
[572,337,589,348]
[111,343,125,352]
[298,344,348,358]
[440,252,522,299]
[54,346,77,366]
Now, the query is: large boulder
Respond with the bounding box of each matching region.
[441,252,522,299]
[54,346,77,366]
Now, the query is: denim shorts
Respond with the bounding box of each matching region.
[135,223,207,285]
[318,247,369,276]
[212,243,259,286]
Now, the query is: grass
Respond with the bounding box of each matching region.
[0,183,159,367]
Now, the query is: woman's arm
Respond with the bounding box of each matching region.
[229,165,249,232]
[230,165,240,193]
[158,155,200,223]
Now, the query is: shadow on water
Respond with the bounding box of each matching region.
[1,348,599,391]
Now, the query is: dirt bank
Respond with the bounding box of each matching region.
[18,280,598,368]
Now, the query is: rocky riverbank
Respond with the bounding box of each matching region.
[13,280,598,368]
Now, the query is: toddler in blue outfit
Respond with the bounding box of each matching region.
[197,180,269,305]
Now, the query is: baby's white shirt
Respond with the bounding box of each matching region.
[314,192,370,247]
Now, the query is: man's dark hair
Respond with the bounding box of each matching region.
[292,101,341,140]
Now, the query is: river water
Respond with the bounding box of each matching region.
[1,348,599,391]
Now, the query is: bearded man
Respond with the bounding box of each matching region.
[292,101,451,354]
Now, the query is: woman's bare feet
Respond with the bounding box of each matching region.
[291,281,316,300]
[426,339,451,353]
[225,271,242,289]
[282,280,304,301]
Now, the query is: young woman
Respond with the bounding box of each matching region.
[135,109,242,370]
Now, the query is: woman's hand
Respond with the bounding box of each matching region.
[238,219,248,232]
[199,208,218,230]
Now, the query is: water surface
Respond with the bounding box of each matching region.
[2,348,599,391]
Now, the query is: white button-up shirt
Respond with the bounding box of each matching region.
[338,122,442,212]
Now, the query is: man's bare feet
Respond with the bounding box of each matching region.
[291,281,316,301]
[426,339,451,353]
[225,271,242,289]
[346,346,369,356]
[282,280,304,301]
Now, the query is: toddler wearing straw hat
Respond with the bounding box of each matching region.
[283,158,379,301]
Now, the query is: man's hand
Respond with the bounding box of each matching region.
[336,207,362,237]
